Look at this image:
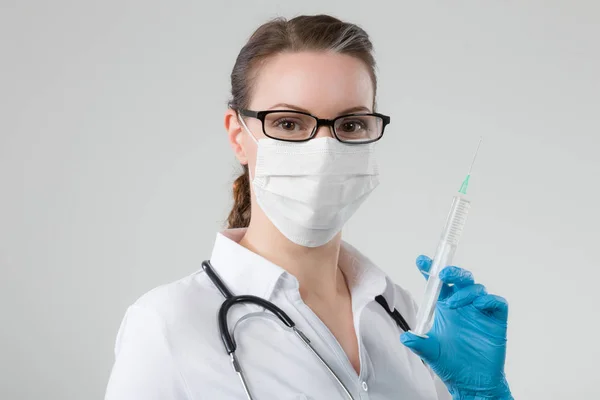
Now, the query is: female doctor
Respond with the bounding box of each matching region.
[105,14,513,400]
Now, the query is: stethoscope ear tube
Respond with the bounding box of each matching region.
[202,260,234,299]
[219,295,296,354]
[202,260,297,355]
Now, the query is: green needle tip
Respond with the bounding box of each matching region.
[458,174,470,194]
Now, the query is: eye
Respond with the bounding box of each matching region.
[271,117,306,131]
[275,119,297,131]
[264,112,315,140]
[339,120,366,133]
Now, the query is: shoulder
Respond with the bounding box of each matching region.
[126,269,221,332]
[111,268,225,360]
[106,270,226,399]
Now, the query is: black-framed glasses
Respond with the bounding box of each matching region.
[238,109,390,144]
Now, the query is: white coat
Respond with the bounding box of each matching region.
[105,228,451,400]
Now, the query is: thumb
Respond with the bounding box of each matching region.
[400,331,440,363]
[416,255,432,280]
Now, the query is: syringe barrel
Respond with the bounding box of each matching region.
[412,195,471,337]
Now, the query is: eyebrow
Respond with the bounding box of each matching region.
[267,103,372,115]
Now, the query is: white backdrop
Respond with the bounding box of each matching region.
[1,1,599,399]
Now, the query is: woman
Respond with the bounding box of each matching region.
[105,15,513,400]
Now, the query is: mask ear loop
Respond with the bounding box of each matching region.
[237,112,259,145]
[237,112,258,182]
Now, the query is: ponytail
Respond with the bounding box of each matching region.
[227,165,251,228]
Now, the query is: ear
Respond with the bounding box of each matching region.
[224,109,248,165]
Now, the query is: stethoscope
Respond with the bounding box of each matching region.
[201,260,412,400]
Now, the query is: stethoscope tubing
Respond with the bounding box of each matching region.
[201,260,355,400]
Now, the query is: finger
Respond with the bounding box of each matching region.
[445,283,487,309]
[473,294,509,322]
[417,256,455,300]
[400,331,440,363]
[439,266,475,288]
[416,255,432,280]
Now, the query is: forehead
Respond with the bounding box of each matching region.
[248,51,374,116]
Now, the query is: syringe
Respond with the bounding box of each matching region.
[411,137,483,338]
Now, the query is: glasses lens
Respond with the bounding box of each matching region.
[334,115,383,143]
[263,112,317,141]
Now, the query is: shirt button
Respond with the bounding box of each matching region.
[362,381,368,391]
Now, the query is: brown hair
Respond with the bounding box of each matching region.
[226,14,378,229]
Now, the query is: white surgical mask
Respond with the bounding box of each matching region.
[238,114,380,247]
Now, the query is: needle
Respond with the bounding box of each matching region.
[458,136,483,195]
[468,136,483,176]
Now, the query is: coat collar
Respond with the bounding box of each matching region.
[208,228,396,312]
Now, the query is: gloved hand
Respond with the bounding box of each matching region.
[400,255,514,400]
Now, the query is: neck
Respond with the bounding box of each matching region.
[239,211,347,304]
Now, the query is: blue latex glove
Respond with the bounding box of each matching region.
[400,255,513,400]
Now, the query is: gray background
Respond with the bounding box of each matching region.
[1,1,598,399]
